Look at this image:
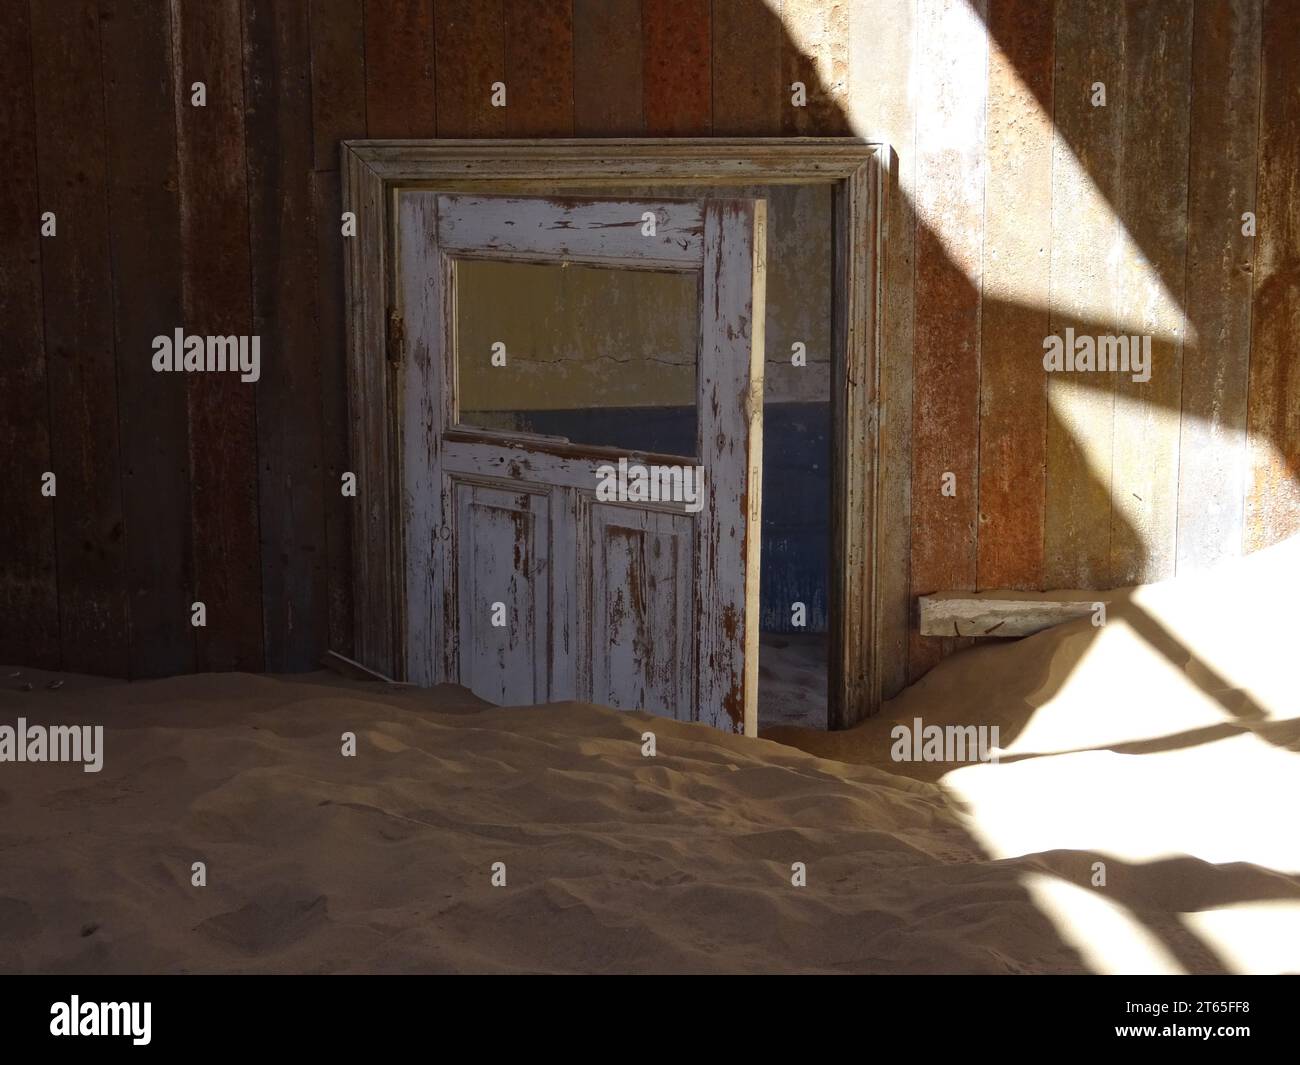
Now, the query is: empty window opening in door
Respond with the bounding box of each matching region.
[456,259,700,458]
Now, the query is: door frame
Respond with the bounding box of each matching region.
[342,138,888,730]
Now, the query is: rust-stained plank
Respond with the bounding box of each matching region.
[504,0,574,137]
[641,0,711,135]
[396,191,444,685]
[310,0,367,167]
[31,0,130,677]
[1177,0,1260,572]
[698,198,765,734]
[173,0,264,672]
[573,0,642,136]
[850,0,914,701]
[1245,0,1300,551]
[434,0,506,138]
[102,0,194,677]
[454,484,550,704]
[363,0,436,139]
[1108,1,1192,586]
[1043,0,1124,589]
[244,0,328,670]
[781,0,850,136]
[590,507,695,718]
[0,1,59,669]
[713,0,784,135]
[908,0,987,683]
[977,0,1053,593]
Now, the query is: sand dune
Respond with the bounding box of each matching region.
[0,671,1076,973]
[2,537,1298,973]
[768,534,1300,973]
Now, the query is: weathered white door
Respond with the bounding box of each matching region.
[397,192,765,734]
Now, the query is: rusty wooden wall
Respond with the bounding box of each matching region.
[1,1,1296,698]
[858,0,1299,690]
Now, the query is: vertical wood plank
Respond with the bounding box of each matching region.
[363,0,436,139]
[1245,0,1300,551]
[311,0,364,661]
[641,0,710,135]
[699,198,765,735]
[102,0,195,678]
[343,152,397,676]
[850,0,915,700]
[434,0,506,138]
[174,0,264,673]
[397,191,444,686]
[573,0,642,136]
[1108,1,1192,586]
[454,485,550,704]
[30,0,130,678]
[549,485,581,702]
[977,0,1053,592]
[908,0,986,681]
[504,0,574,137]
[589,507,694,718]
[713,0,783,135]
[311,0,368,167]
[1043,0,1124,589]
[244,0,328,671]
[314,169,356,657]
[828,161,880,725]
[1177,0,1260,572]
[0,2,59,668]
[781,0,851,135]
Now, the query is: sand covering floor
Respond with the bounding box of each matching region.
[2,537,1298,973]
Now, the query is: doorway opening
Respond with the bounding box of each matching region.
[342,140,885,734]
[452,188,833,729]
[751,185,832,732]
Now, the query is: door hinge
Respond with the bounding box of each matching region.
[386,307,405,364]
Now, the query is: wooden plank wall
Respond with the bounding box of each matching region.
[0,2,59,670]
[908,0,987,677]
[3,0,1297,700]
[873,0,1293,686]
[29,1,130,678]
[1246,2,1300,552]
[103,0,195,678]
[175,0,264,672]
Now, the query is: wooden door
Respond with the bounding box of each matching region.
[397,193,766,734]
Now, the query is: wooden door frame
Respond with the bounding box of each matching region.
[342,138,887,729]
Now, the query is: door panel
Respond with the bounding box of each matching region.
[588,504,695,719]
[397,191,766,734]
[452,481,550,706]
[697,199,766,734]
